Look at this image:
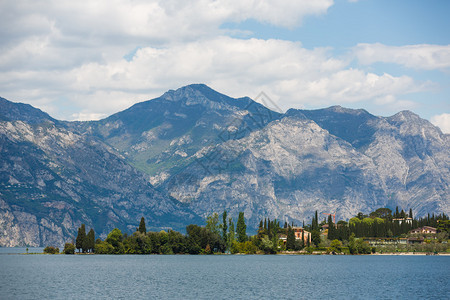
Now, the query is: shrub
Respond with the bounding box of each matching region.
[63,243,76,254]
[43,246,59,254]
[95,240,114,254]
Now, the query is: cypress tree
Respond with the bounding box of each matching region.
[139,217,146,234]
[236,212,247,243]
[228,217,235,249]
[327,215,334,240]
[286,226,295,250]
[76,224,86,253]
[315,211,319,229]
[87,228,95,253]
[409,208,413,219]
[222,210,228,247]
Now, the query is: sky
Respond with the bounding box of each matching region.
[1,0,449,133]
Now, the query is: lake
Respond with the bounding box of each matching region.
[0,249,449,299]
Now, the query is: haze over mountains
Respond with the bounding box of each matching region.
[1,84,449,246]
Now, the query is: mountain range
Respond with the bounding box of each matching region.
[1,84,449,246]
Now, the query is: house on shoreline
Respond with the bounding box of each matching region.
[409,226,437,234]
[280,227,311,245]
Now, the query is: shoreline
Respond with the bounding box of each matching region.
[13,251,450,256]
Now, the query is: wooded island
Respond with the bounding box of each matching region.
[44,207,449,255]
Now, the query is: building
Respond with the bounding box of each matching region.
[280,227,311,245]
[363,237,407,246]
[392,218,413,225]
[409,226,437,234]
[293,227,311,244]
[407,237,424,244]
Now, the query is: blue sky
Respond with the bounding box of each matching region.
[0,0,449,132]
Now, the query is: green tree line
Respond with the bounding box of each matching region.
[47,207,448,255]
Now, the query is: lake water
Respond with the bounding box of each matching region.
[0,249,449,299]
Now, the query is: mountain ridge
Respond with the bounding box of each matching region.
[0,84,448,246]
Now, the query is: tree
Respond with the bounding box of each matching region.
[311,230,321,247]
[236,212,247,243]
[222,210,228,248]
[186,224,224,254]
[206,212,220,235]
[63,243,76,254]
[95,240,114,254]
[327,239,342,254]
[312,211,319,231]
[106,228,124,254]
[228,217,235,250]
[327,215,335,240]
[76,224,86,253]
[409,208,413,219]
[87,228,95,253]
[286,226,296,251]
[43,246,59,254]
[139,217,146,234]
[370,208,392,220]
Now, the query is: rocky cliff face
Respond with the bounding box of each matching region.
[1,85,449,245]
[292,107,450,217]
[69,84,282,186]
[0,97,200,246]
[165,116,390,227]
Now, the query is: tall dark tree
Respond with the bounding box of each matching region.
[222,210,228,247]
[228,217,235,250]
[327,215,335,240]
[87,228,95,253]
[311,230,321,247]
[314,210,319,230]
[286,226,296,250]
[236,212,247,243]
[139,217,147,234]
[76,224,86,253]
[409,208,413,219]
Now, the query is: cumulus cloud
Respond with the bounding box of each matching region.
[431,113,450,134]
[0,0,442,120]
[354,43,450,71]
[1,36,430,119]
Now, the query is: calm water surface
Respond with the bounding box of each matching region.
[0,250,449,299]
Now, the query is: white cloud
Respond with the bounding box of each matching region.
[1,37,430,119]
[430,113,450,134]
[354,43,450,70]
[0,0,442,121]
[71,112,108,121]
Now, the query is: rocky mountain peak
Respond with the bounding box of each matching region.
[0,97,55,125]
[160,84,235,105]
[388,110,423,125]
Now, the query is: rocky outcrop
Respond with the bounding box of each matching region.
[0,100,200,246]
